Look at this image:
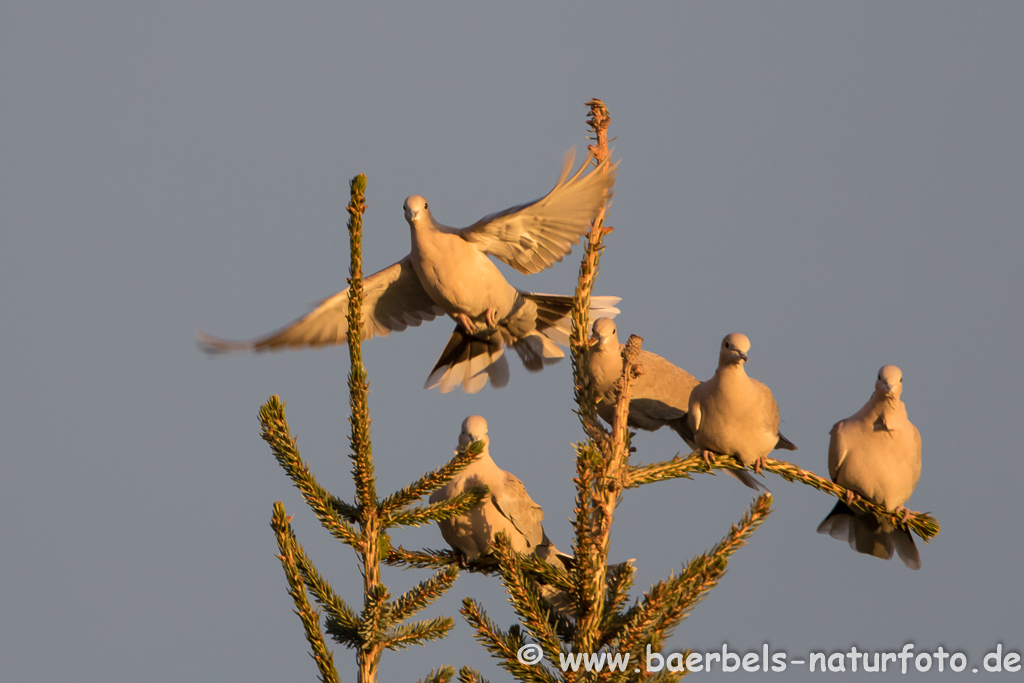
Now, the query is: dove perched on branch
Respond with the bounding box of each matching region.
[199,150,620,393]
[588,318,762,490]
[430,415,571,567]
[817,365,922,569]
[430,415,574,612]
[687,333,797,476]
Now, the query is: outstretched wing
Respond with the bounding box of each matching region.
[459,150,616,275]
[198,257,445,352]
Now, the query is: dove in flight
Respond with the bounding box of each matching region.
[199,151,620,393]
[430,415,573,612]
[588,318,762,490]
[687,333,797,476]
[817,365,922,569]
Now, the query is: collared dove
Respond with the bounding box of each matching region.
[430,415,573,612]
[817,365,922,569]
[687,333,797,476]
[588,318,762,490]
[198,151,620,393]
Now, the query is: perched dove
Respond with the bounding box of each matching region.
[687,333,797,476]
[430,415,573,612]
[588,318,762,490]
[199,151,620,393]
[817,365,922,569]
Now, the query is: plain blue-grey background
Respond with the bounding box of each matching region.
[3,2,1021,680]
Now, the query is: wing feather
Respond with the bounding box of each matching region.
[460,150,616,274]
[198,256,444,352]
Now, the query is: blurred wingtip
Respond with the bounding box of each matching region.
[196,330,254,355]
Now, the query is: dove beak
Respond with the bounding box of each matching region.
[738,351,748,362]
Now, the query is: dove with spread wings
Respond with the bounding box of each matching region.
[199,150,620,393]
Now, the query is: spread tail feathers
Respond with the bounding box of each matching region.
[425,293,621,393]
[817,501,921,570]
[525,293,621,347]
[424,329,509,394]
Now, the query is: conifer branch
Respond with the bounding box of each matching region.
[563,100,644,672]
[758,457,939,540]
[570,439,599,624]
[615,581,674,666]
[323,615,362,650]
[624,455,697,488]
[457,668,491,683]
[388,566,461,625]
[571,98,615,440]
[380,616,456,651]
[615,495,772,665]
[280,515,360,634]
[359,583,390,649]
[384,544,575,609]
[615,560,727,670]
[574,327,641,660]
[330,497,362,524]
[673,493,772,618]
[271,503,340,683]
[340,173,394,682]
[460,599,560,683]
[260,397,361,547]
[600,559,637,643]
[626,452,938,540]
[519,554,575,594]
[384,546,468,570]
[378,442,485,516]
[384,487,489,529]
[490,534,564,664]
[346,173,377,514]
[570,439,602,587]
[418,666,456,683]
[610,336,642,466]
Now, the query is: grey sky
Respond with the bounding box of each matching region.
[2,2,1022,681]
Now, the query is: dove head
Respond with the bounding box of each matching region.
[590,317,619,347]
[875,365,904,400]
[719,333,751,366]
[459,415,490,450]
[403,195,431,225]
